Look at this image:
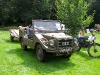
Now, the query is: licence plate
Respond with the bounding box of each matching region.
[62,48,71,52]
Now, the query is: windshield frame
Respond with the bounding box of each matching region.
[32,20,62,31]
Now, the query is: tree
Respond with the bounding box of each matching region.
[0,0,57,26]
[0,0,11,25]
[9,0,35,25]
[35,0,57,20]
[88,0,100,28]
[56,0,94,37]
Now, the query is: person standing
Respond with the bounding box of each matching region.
[77,30,83,42]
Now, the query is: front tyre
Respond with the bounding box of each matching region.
[36,44,46,62]
[20,39,27,51]
[88,43,100,58]
[63,54,71,58]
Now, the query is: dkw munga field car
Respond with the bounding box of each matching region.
[19,20,75,62]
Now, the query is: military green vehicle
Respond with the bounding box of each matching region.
[19,20,75,62]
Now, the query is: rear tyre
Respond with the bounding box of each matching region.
[20,39,27,51]
[10,35,14,42]
[36,44,46,62]
[88,43,100,58]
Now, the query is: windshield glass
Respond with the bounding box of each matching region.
[33,21,61,31]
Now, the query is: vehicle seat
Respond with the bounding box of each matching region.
[26,28,34,39]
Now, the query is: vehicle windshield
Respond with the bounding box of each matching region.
[33,21,62,31]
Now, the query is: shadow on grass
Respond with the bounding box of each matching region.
[5,39,19,44]
[75,49,96,60]
[7,48,75,74]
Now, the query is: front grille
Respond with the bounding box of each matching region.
[58,39,73,47]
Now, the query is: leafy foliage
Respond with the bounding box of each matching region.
[87,0,100,28]
[0,0,56,26]
[56,0,94,36]
[0,0,99,29]
[0,0,11,25]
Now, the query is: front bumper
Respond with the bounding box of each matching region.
[46,47,74,56]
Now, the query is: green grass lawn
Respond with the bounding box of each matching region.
[0,30,100,75]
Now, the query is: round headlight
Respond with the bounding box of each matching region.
[49,39,54,46]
